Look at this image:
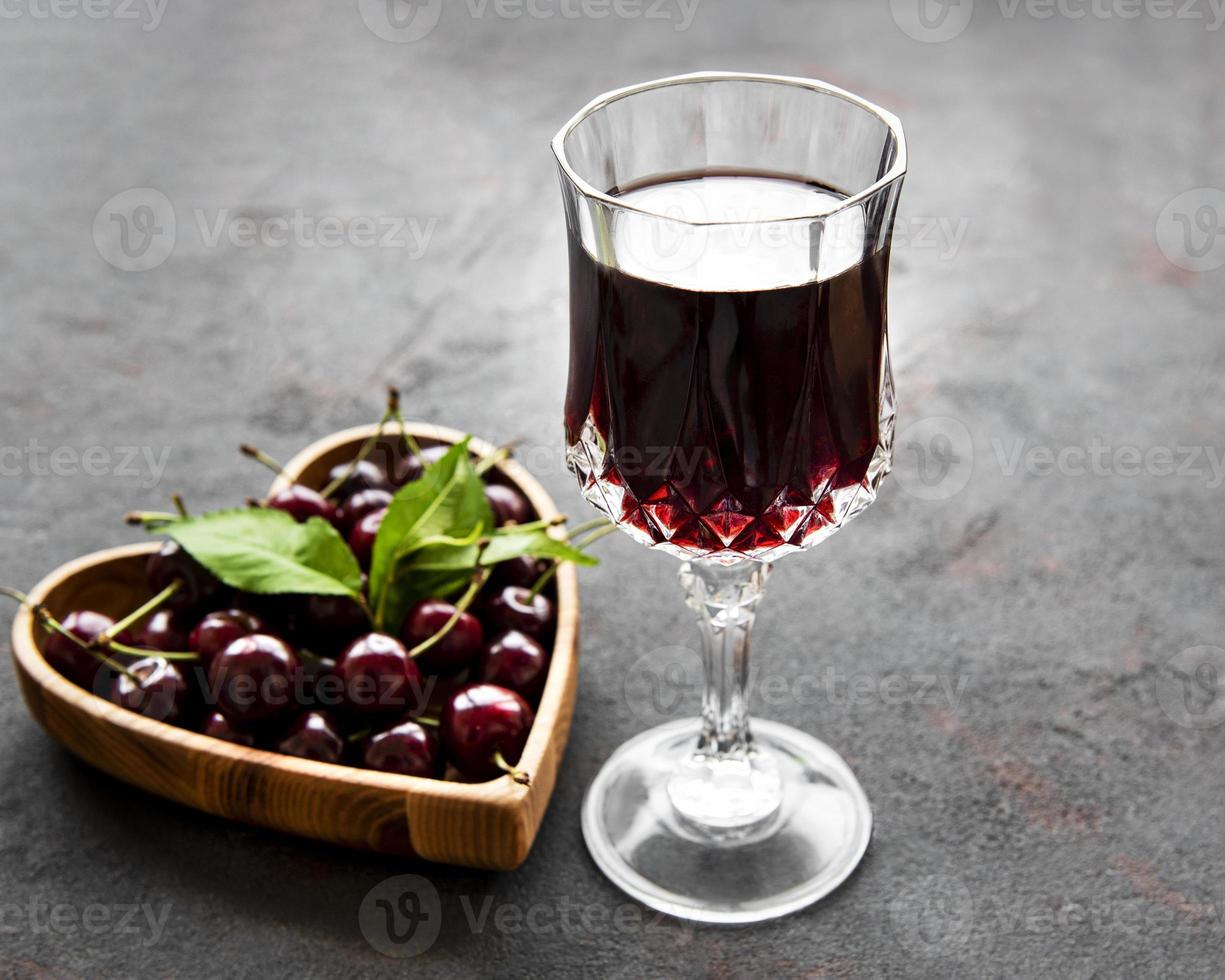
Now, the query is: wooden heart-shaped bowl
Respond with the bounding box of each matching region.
[9,423,579,870]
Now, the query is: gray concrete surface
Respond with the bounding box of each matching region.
[2,1,1224,977]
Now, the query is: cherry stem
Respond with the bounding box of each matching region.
[566,517,610,539]
[107,640,198,662]
[388,385,425,462]
[491,514,566,535]
[97,580,182,645]
[474,444,516,476]
[320,394,398,498]
[493,750,531,786]
[171,493,189,518]
[19,597,138,681]
[239,444,288,478]
[414,715,440,728]
[124,511,180,527]
[528,522,618,599]
[406,569,490,660]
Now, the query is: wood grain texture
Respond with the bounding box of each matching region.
[9,424,580,871]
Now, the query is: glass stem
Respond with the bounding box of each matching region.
[670,559,780,836]
[680,559,770,757]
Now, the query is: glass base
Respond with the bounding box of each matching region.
[581,718,872,924]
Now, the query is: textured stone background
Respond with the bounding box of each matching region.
[2,1,1224,977]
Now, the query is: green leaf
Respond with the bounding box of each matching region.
[162,509,364,598]
[480,528,598,567]
[369,439,493,628]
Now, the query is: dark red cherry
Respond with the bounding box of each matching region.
[348,508,387,570]
[336,633,423,717]
[441,683,534,782]
[337,488,393,534]
[146,541,222,611]
[361,719,441,777]
[43,610,132,688]
[302,593,369,651]
[110,657,188,723]
[189,609,265,668]
[202,710,256,747]
[477,631,549,700]
[402,599,484,675]
[484,484,531,527]
[275,711,344,763]
[484,586,555,638]
[138,609,191,653]
[207,633,299,724]
[325,460,392,501]
[419,445,449,467]
[493,555,551,590]
[267,485,339,526]
[392,453,424,486]
[296,655,342,710]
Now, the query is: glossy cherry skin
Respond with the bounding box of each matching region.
[348,508,387,570]
[297,655,343,711]
[302,594,369,652]
[493,555,550,590]
[361,720,441,777]
[392,452,424,487]
[441,683,534,781]
[147,541,223,612]
[325,460,392,501]
[189,609,265,668]
[484,484,531,527]
[419,445,449,468]
[207,633,300,724]
[335,633,424,717]
[275,711,344,763]
[202,711,256,746]
[484,586,555,639]
[402,599,484,676]
[267,485,339,527]
[43,610,132,688]
[477,630,549,701]
[110,657,189,723]
[337,488,393,534]
[138,609,191,653]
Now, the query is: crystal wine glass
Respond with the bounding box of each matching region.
[553,72,906,923]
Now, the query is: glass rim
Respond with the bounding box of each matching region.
[551,71,908,228]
